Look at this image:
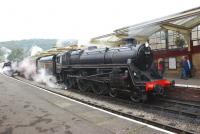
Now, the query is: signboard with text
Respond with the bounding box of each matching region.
[169,57,176,69]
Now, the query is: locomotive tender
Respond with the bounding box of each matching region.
[36,43,174,102]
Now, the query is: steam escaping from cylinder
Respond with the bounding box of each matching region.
[16,57,60,88]
[0,45,60,88]
[17,57,36,79]
[15,57,60,88]
[33,69,59,88]
[15,45,43,78]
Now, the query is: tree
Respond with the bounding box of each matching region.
[7,48,24,62]
[0,49,5,62]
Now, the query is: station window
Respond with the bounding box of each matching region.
[192,25,200,46]
[168,30,187,49]
[149,31,166,50]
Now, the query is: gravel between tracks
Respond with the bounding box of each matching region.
[14,76,200,133]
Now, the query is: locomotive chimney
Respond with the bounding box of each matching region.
[123,38,136,47]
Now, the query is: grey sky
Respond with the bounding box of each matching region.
[0,0,199,43]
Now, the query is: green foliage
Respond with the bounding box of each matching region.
[175,37,185,48]
[7,48,24,62]
[0,39,57,51]
[0,39,78,61]
[0,49,5,62]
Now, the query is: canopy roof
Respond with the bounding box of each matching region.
[92,6,200,42]
[32,45,83,58]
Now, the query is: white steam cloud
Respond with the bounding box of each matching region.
[16,45,59,88]
[1,45,60,88]
[16,57,57,87]
[17,57,36,79]
[1,66,13,76]
[33,69,59,88]
[0,47,12,74]
[17,57,60,88]
[56,39,78,48]
[0,62,4,74]
[0,47,12,62]
[30,45,43,56]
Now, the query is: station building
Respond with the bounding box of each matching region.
[91,7,200,78]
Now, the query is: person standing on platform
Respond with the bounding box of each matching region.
[180,56,186,79]
[182,56,190,79]
[185,56,192,78]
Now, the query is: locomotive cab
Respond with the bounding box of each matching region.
[37,55,56,75]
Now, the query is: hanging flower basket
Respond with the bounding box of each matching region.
[175,37,185,48]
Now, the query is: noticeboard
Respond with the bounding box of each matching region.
[168,57,176,69]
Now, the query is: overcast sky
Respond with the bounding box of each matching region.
[0,0,199,43]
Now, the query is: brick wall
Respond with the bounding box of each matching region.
[192,53,200,78]
[154,54,200,78]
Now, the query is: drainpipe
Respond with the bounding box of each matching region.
[165,30,169,50]
[189,32,193,62]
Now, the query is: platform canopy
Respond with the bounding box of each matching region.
[90,33,125,46]
[32,45,83,58]
[91,6,200,44]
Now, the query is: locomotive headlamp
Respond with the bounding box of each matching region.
[145,42,149,47]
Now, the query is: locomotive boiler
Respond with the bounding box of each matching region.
[36,43,174,102]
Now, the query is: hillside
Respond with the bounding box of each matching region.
[0,39,57,51]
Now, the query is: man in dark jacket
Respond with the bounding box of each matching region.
[185,56,192,78]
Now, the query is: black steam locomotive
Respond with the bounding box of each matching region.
[36,43,174,102]
[2,61,14,77]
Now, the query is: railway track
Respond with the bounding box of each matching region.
[158,98,200,109]
[83,91,200,119]
[12,75,199,134]
[67,88,200,119]
[155,98,200,118]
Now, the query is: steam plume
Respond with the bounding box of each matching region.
[0,45,60,88]
[0,47,12,62]
[56,39,78,48]
[30,45,43,56]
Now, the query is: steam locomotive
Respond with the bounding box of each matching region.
[36,43,174,102]
[2,62,14,77]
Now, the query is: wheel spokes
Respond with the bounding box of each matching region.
[109,88,118,98]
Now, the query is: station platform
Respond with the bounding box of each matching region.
[167,77,200,88]
[166,77,200,102]
[0,74,171,134]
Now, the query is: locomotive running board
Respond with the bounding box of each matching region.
[62,64,129,69]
